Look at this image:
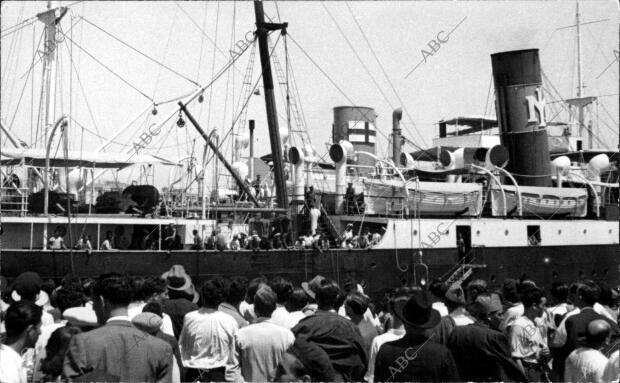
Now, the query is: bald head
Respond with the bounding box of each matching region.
[586,319,611,345]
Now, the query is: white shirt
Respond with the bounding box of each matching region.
[0,344,27,383]
[593,302,616,322]
[603,350,619,383]
[551,307,581,347]
[33,322,66,383]
[235,318,295,382]
[564,347,608,383]
[48,236,64,250]
[432,301,449,317]
[270,305,295,329]
[364,327,406,383]
[100,239,113,250]
[178,308,240,381]
[509,315,547,364]
[287,311,306,328]
[500,303,524,334]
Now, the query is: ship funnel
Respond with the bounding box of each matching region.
[329,140,354,213]
[288,146,305,202]
[392,108,403,165]
[586,154,610,180]
[491,49,552,186]
[400,152,415,169]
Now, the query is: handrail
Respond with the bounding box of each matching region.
[471,164,506,216]
[494,166,523,216]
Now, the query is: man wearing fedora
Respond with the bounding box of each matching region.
[374,289,460,382]
[161,265,199,339]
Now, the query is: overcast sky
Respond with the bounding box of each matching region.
[1,0,618,186]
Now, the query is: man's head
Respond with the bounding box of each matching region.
[4,300,43,348]
[577,280,602,308]
[269,277,293,305]
[54,283,87,312]
[520,286,545,319]
[91,273,133,324]
[466,279,488,303]
[469,293,504,330]
[12,271,43,302]
[200,277,227,309]
[585,319,611,349]
[224,276,248,305]
[246,276,268,304]
[105,231,113,239]
[314,279,341,311]
[192,229,198,235]
[275,338,336,382]
[287,288,309,312]
[254,284,278,318]
[344,292,368,323]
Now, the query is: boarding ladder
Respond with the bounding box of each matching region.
[445,263,487,289]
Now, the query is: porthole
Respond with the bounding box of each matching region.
[413,230,418,236]
[505,230,509,235]
[476,230,481,236]
[583,229,587,234]
[609,229,613,234]
[490,274,496,283]
[558,229,562,235]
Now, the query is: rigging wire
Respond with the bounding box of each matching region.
[344,2,430,151]
[206,1,221,132]
[61,35,105,145]
[151,6,179,101]
[174,2,245,78]
[195,2,209,83]
[59,30,155,103]
[79,16,200,87]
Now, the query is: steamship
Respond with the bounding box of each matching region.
[1,1,618,299]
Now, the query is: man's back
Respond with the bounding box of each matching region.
[447,323,526,382]
[565,309,619,350]
[374,333,460,382]
[63,320,173,382]
[236,319,295,381]
[564,347,608,383]
[292,310,367,381]
[162,298,198,338]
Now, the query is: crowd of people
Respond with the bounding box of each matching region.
[0,268,618,383]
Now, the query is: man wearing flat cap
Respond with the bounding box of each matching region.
[374,290,460,382]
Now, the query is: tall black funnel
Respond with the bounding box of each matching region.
[491,49,551,187]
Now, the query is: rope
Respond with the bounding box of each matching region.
[60,30,155,103]
[79,16,200,87]
[344,2,431,152]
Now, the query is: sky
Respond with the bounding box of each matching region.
[1,0,618,188]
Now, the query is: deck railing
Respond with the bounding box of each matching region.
[0,187,28,216]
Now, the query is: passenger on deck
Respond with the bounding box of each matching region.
[100,231,114,250]
[230,235,241,250]
[190,230,203,251]
[74,233,92,251]
[48,229,67,250]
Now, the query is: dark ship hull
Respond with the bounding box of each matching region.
[3,245,617,300]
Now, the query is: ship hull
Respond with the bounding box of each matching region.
[2,245,617,300]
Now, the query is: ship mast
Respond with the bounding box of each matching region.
[253,0,289,209]
[36,1,67,149]
[565,0,597,149]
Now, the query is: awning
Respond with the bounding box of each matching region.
[0,148,177,168]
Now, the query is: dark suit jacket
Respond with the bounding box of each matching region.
[447,323,527,382]
[554,307,620,379]
[63,319,173,382]
[162,298,198,339]
[292,310,368,381]
[375,332,460,382]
